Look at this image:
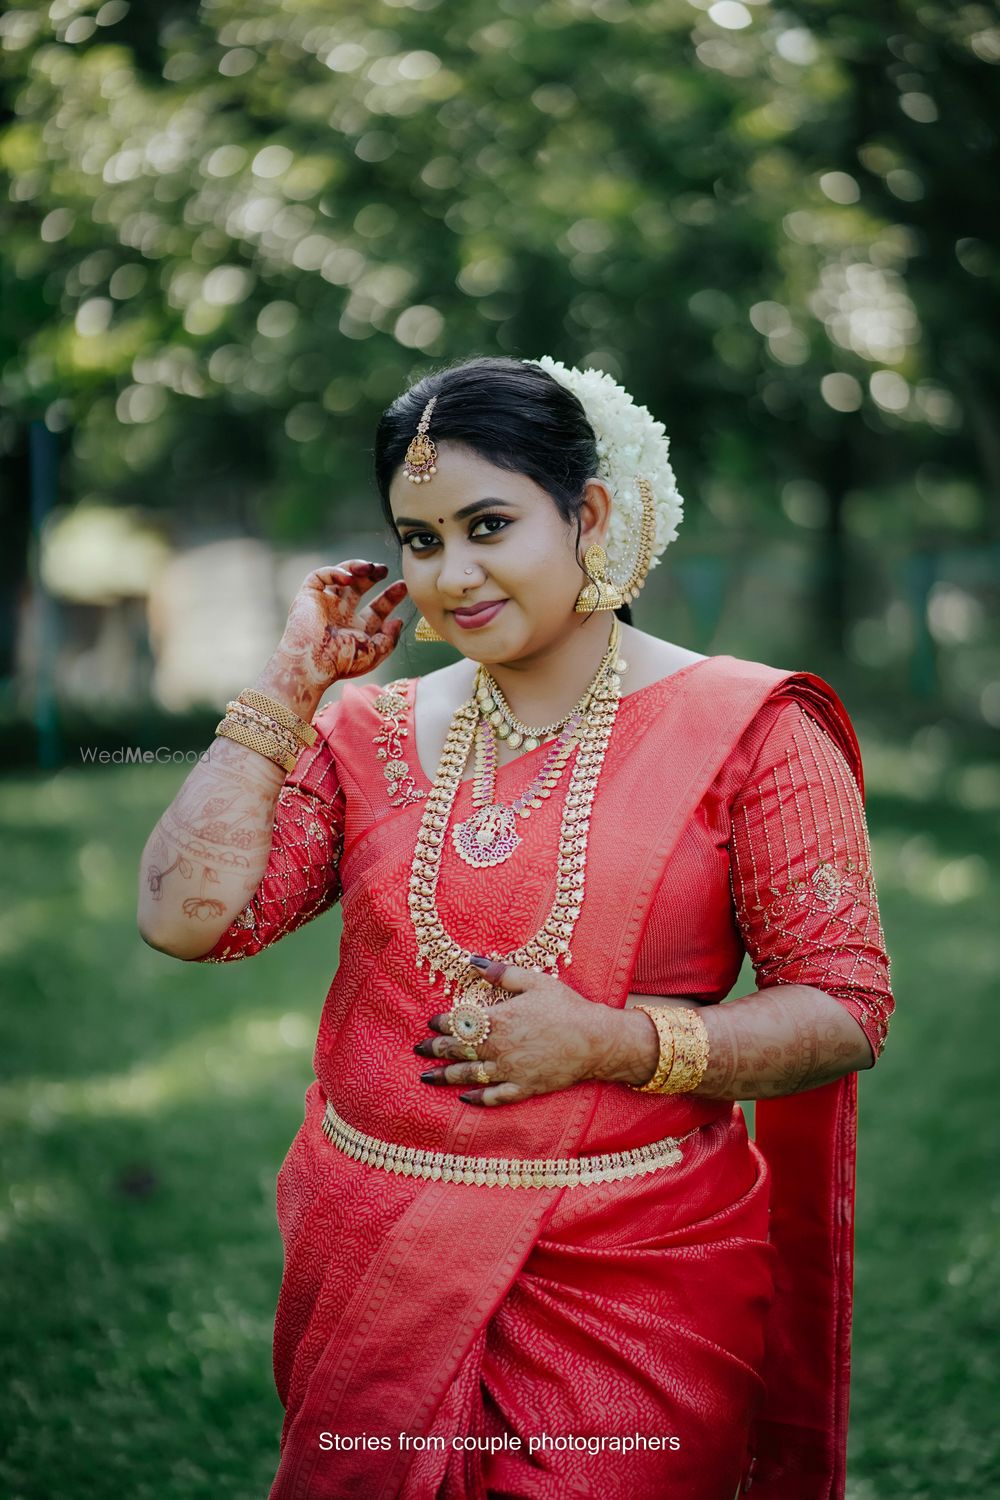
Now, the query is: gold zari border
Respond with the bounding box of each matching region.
[321,1099,700,1189]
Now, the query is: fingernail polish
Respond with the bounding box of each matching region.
[420,1070,439,1083]
[469,955,489,969]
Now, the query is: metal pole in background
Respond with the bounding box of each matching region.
[28,420,60,769]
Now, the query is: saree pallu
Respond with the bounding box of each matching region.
[205,657,885,1500]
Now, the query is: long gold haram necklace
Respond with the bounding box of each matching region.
[408,619,625,1007]
[452,629,621,869]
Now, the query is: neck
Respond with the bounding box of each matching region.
[475,615,622,724]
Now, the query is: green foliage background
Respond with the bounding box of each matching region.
[2,0,997,549]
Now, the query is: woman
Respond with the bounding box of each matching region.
[138,356,893,1500]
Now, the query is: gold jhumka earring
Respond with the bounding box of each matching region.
[574,476,657,613]
[414,615,446,642]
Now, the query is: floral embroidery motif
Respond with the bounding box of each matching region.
[758,858,870,924]
[373,679,426,808]
[807,858,858,912]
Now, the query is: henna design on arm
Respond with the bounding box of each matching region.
[138,735,289,950]
[614,985,868,1099]
[693,984,871,1100]
[139,719,345,960]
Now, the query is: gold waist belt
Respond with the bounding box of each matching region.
[321,1098,701,1190]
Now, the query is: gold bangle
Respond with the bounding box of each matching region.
[215,714,298,773]
[632,1005,676,1093]
[225,701,300,762]
[664,1005,710,1093]
[630,1004,710,1095]
[237,689,317,747]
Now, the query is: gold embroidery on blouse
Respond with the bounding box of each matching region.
[202,785,344,963]
[808,858,856,911]
[728,709,893,1057]
[373,679,427,808]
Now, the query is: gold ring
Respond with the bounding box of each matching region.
[448,1003,492,1047]
[471,1064,491,1085]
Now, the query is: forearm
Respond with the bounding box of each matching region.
[594,986,874,1099]
[137,652,325,959]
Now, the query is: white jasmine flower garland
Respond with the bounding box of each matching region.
[529,356,684,591]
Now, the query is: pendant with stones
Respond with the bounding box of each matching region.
[452,803,522,867]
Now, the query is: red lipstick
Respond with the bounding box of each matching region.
[451,600,507,630]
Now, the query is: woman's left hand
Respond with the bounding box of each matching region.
[414,957,630,1107]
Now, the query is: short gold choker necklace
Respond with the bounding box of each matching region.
[475,673,573,748]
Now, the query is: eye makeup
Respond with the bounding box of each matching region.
[400,513,512,552]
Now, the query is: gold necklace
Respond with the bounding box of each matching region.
[452,629,624,869]
[475,674,571,748]
[408,619,624,1007]
[451,713,580,869]
[478,632,629,745]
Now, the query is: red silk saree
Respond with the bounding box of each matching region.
[200,655,894,1500]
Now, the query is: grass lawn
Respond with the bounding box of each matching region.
[1,719,997,1499]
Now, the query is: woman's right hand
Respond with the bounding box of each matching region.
[138,558,408,961]
[276,560,408,695]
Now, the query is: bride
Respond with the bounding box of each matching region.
[138,354,893,1500]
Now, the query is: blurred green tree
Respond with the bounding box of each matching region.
[0,0,996,570]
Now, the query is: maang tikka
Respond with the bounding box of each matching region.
[403,394,438,483]
[403,393,447,640]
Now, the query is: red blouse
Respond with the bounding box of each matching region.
[198,677,893,1066]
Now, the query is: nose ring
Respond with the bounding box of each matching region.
[464,567,474,575]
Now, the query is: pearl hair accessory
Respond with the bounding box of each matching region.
[527,357,685,605]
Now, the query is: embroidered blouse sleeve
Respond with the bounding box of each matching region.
[728,700,894,1063]
[195,703,345,963]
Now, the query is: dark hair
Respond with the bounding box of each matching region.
[373,354,632,625]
